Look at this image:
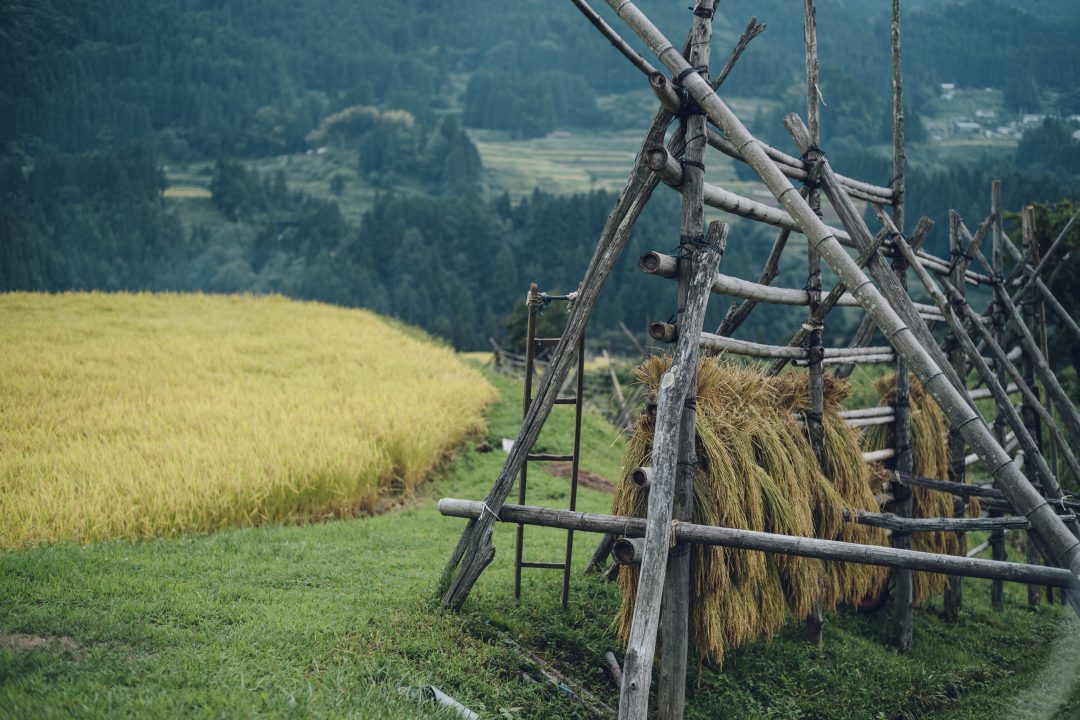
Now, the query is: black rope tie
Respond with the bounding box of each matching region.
[681,159,705,172]
[675,65,709,86]
[804,410,824,424]
[683,397,697,411]
[690,5,714,18]
[946,247,975,275]
[673,65,709,118]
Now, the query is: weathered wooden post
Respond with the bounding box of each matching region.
[1021,206,1044,606]
[657,4,715,716]
[887,0,915,652]
[801,0,827,647]
[989,183,1007,612]
[618,222,722,719]
[944,211,967,622]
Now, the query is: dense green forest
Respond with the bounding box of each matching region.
[1,0,1079,357]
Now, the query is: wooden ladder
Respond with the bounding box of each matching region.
[514,283,585,608]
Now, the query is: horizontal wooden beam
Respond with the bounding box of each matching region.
[439,499,1079,588]
[846,509,1074,533]
[640,252,944,322]
[705,130,895,204]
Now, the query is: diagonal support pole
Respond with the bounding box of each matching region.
[439,97,674,611]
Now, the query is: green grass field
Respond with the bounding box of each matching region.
[2,363,1078,719]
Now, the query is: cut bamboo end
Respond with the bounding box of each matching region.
[863,448,896,463]
[648,72,681,114]
[612,537,645,565]
[630,466,653,490]
[650,321,677,343]
[639,251,677,277]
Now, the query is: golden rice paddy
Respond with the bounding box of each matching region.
[0,292,496,549]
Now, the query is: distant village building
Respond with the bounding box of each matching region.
[939,82,956,101]
[1021,113,1047,127]
[1072,129,1080,142]
[952,120,982,135]
[975,109,996,119]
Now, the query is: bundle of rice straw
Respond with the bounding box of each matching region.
[863,372,977,605]
[612,357,887,666]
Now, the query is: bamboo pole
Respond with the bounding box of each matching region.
[642,251,943,319]
[1008,206,1080,303]
[706,131,893,205]
[996,230,1080,348]
[569,0,658,77]
[892,228,1065,501]
[782,218,933,377]
[984,254,1080,453]
[438,500,1080,591]
[646,147,854,247]
[783,117,973,407]
[933,284,1080,482]
[660,12,716,710]
[601,0,1080,617]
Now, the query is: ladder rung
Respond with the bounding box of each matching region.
[534,337,562,346]
[553,396,578,405]
[519,561,566,570]
[527,453,575,462]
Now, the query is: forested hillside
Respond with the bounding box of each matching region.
[2,0,1079,351]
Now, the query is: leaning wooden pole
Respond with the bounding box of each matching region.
[601,0,1080,607]
[887,0,915,652]
[658,7,714,715]
[438,94,675,612]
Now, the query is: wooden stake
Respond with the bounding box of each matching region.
[802,0,826,646]
[886,0,915,651]
[659,9,715,712]
[944,210,967,622]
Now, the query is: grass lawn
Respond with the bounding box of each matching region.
[2,369,1078,718]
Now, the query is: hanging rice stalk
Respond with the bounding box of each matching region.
[863,372,979,605]
[612,357,887,666]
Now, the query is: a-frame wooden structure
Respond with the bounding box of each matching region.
[437,1,1080,717]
